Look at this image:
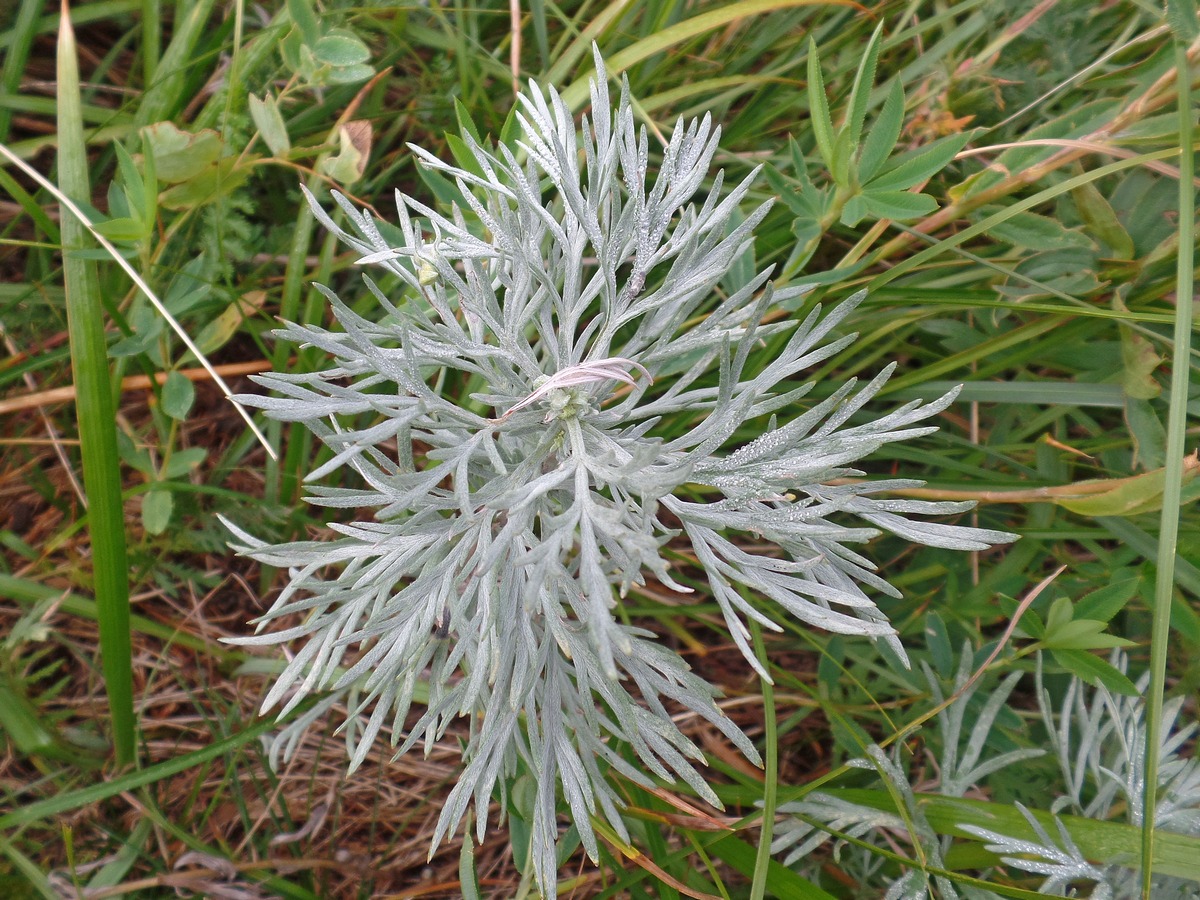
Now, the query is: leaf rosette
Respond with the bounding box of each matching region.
[227,48,1013,891]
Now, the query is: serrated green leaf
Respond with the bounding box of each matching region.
[843,21,883,154]
[163,447,206,479]
[248,92,290,158]
[1049,649,1140,695]
[314,33,370,67]
[858,79,904,185]
[866,132,970,192]
[1166,0,1200,41]
[1071,177,1134,259]
[1076,577,1140,623]
[1045,595,1074,634]
[839,193,868,227]
[860,189,937,220]
[160,370,195,420]
[806,38,836,173]
[141,488,173,535]
[1043,619,1135,650]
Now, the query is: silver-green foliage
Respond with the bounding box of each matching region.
[228,49,1011,891]
[773,650,1200,898]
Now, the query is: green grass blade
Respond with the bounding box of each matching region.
[749,622,777,900]
[0,0,42,143]
[558,0,846,109]
[1141,28,1196,896]
[56,0,136,766]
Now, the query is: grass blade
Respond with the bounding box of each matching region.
[56,0,136,766]
[1141,26,1196,895]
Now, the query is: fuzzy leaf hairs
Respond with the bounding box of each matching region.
[226,47,1014,892]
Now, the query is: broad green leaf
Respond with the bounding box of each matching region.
[1045,595,1073,634]
[248,92,291,158]
[108,304,163,358]
[839,193,868,227]
[140,122,223,183]
[1166,0,1200,40]
[806,37,836,173]
[1042,619,1135,650]
[1126,396,1166,469]
[1071,178,1134,259]
[320,121,372,186]
[159,155,253,210]
[843,20,883,153]
[858,78,904,184]
[162,447,206,479]
[1118,324,1162,400]
[1057,454,1200,517]
[92,216,146,242]
[865,132,970,192]
[141,488,173,535]
[1050,649,1139,696]
[313,33,370,67]
[187,291,267,359]
[323,63,374,85]
[286,0,320,46]
[454,97,483,145]
[824,788,1200,879]
[163,253,212,316]
[986,209,1096,251]
[459,833,481,900]
[160,370,195,420]
[112,141,145,222]
[860,189,937,220]
[446,133,486,180]
[924,611,953,677]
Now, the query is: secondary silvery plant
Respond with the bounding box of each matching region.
[228,49,1012,890]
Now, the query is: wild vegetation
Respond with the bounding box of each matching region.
[0,0,1197,897]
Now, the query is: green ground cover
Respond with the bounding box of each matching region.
[0,0,1197,896]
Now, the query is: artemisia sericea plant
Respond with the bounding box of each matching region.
[226,48,1014,891]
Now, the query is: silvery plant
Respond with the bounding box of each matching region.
[227,48,1012,891]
